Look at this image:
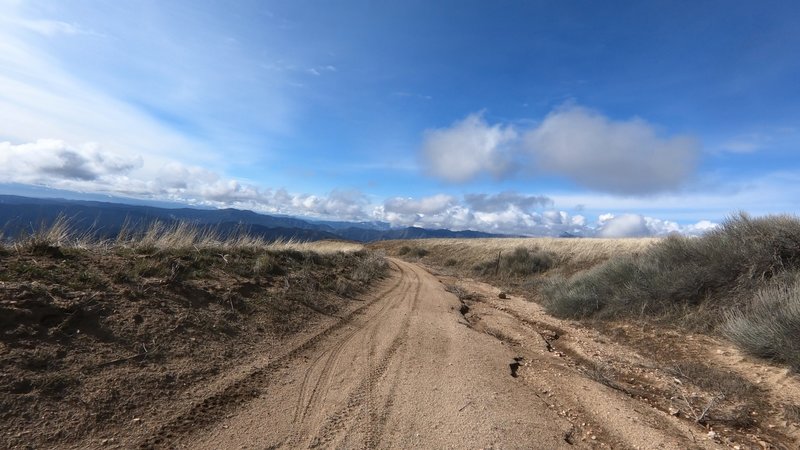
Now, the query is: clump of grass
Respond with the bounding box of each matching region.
[723,272,800,370]
[13,215,94,256]
[542,257,637,318]
[474,246,555,278]
[350,250,389,283]
[397,246,428,258]
[253,254,283,276]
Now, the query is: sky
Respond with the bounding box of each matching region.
[1,0,799,237]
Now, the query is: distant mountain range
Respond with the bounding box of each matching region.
[0,195,507,242]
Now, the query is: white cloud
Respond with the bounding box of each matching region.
[384,194,455,215]
[523,105,699,194]
[598,213,718,238]
[420,105,699,194]
[421,113,518,182]
[598,214,652,238]
[0,139,142,183]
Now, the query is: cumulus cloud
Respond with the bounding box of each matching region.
[524,105,699,194]
[421,113,518,182]
[598,213,717,238]
[597,214,652,238]
[420,105,700,194]
[289,189,370,220]
[375,192,588,236]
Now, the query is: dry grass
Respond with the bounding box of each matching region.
[372,237,655,276]
[266,239,364,254]
[5,216,364,254]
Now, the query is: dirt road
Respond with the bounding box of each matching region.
[136,259,748,449]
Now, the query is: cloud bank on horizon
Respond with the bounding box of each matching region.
[1,1,799,237]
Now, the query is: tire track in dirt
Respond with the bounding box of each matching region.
[137,262,407,449]
[363,265,422,448]
[308,263,422,448]
[285,262,416,447]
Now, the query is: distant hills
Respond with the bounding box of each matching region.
[0,195,506,242]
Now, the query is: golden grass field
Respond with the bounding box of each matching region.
[371,237,657,274]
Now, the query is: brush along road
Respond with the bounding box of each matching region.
[140,258,721,449]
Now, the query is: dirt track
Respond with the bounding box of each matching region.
[125,258,800,449]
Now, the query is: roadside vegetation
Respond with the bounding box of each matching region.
[376,214,800,371]
[372,237,654,285]
[542,214,800,369]
[0,218,387,448]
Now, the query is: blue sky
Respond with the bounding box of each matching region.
[1,0,799,236]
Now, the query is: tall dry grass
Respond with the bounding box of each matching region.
[4,216,363,254]
[373,237,655,276]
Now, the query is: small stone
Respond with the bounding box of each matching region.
[498,292,508,299]
[668,407,680,416]
[707,431,717,439]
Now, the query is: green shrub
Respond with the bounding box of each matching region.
[503,246,554,276]
[542,257,637,319]
[543,214,800,327]
[350,251,389,282]
[406,247,428,258]
[474,246,555,278]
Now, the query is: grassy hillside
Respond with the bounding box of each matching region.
[0,220,387,448]
[372,236,655,282]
